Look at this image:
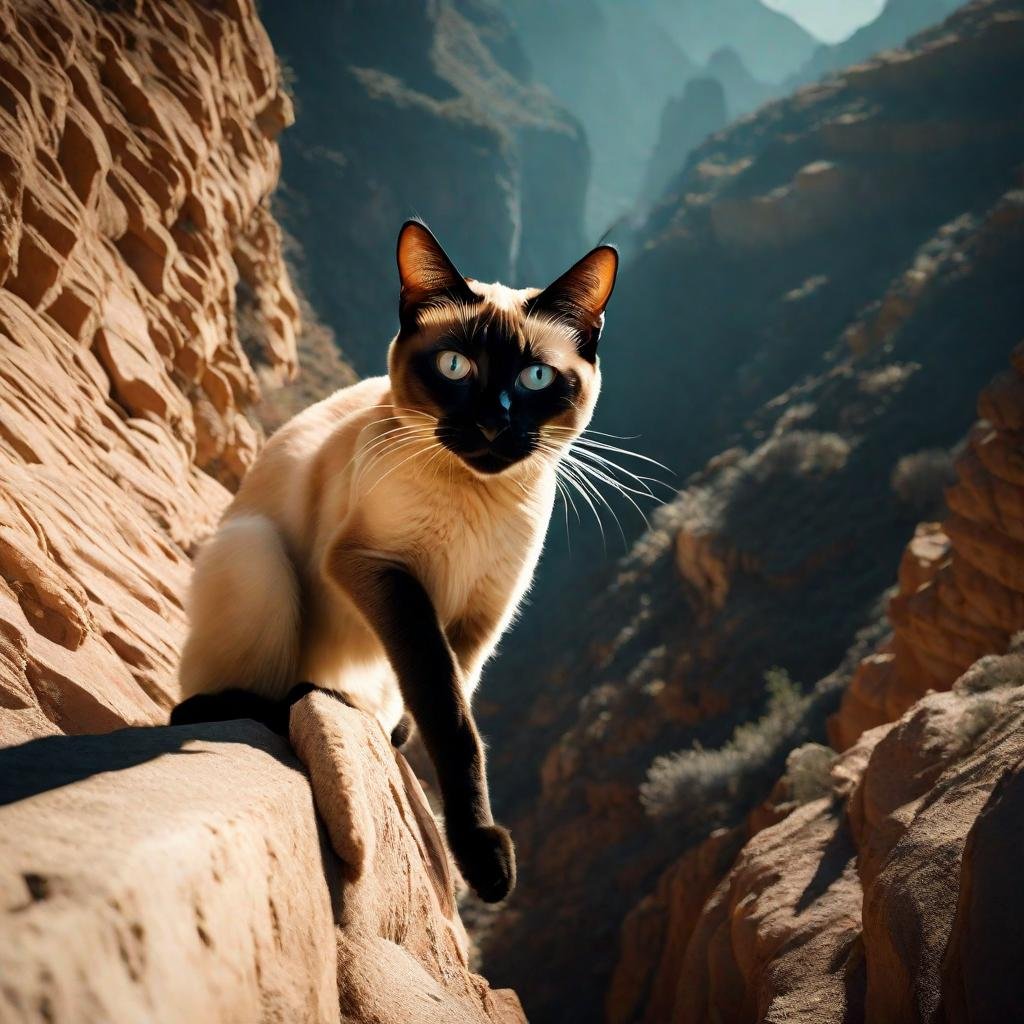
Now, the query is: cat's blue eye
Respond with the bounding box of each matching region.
[436,350,473,381]
[518,363,556,391]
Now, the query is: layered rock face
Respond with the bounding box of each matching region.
[833,344,1024,747]
[0,0,298,745]
[479,4,1024,1019]
[612,647,1024,1024]
[259,0,589,376]
[607,347,1024,1022]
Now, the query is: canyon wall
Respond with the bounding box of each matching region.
[478,3,1024,1019]
[258,0,589,377]
[0,3,519,1020]
[608,346,1024,1023]
[0,0,299,745]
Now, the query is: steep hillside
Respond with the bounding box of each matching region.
[478,3,1024,1019]
[598,0,1024,475]
[607,348,1024,1023]
[259,0,589,375]
[792,0,964,85]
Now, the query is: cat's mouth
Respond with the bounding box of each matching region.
[436,426,533,475]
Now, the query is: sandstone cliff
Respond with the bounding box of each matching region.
[610,646,1024,1023]
[0,0,299,745]
[0,3,519,1019]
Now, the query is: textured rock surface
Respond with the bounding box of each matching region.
[604,345,1024,1023]
[0,0,298,744]
[0,4,520,1019]
[832,344,1024,747]
[0,692,524,1024]
[624,648,1024,1024]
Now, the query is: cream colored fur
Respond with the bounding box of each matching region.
[179,293,598,734]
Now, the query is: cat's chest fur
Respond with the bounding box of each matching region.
[352,463,553,626]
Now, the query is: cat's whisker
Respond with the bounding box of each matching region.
[545,426,642,442]
[364,441,445,496]
[568,462,652,534]
[566,445,661,498]
[353,427,439,485]
[565,458,632,539]
[340,419,437,481]
[559,459,621,550]
[355,429,440,489]
[547,431,675,475]
[354,425,438,485]
[557,462,606,550]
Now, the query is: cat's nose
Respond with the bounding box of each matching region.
[478,423,504,442]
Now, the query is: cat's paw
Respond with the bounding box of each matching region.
[450,823,516,903]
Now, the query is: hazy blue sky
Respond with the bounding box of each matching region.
[762,0,886,42]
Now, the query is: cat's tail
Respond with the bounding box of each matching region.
[178,514,301,703]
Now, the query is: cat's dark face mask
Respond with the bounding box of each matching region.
[388,221,616,477]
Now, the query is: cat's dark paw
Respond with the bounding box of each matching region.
[390,713,413,748]
[449,823,516,903]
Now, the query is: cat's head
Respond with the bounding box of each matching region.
[388,220,617,476]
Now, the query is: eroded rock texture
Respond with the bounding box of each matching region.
[0,0,298,744]
[0,4,521,1021]
[833,343,1024,747]
[618,648,1024,1024]
[0,692,524,1024]
[605,339,1024,1024]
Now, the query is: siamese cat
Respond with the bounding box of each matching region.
[171,221,618,903]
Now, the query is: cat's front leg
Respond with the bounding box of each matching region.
[324,541,515,903]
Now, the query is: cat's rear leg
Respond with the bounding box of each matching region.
[177,514,301,706]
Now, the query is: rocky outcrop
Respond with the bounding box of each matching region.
[833,344,1024,746]
[614,646,1024,1024]
[0,691,524,1024]
[0,0,298,745]
[640,78,727,210]
[606,342,1024,1022]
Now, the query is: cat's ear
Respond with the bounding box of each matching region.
[396,220,477,330]
[526,245,618,360]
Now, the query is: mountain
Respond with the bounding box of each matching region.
[476,2,1024,1019]
[792,0,966,84]
[706,46,777,117]
[506,0,698,233]
[651,0,819,81]
[641,78,728,209]
[259,0,589,376]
